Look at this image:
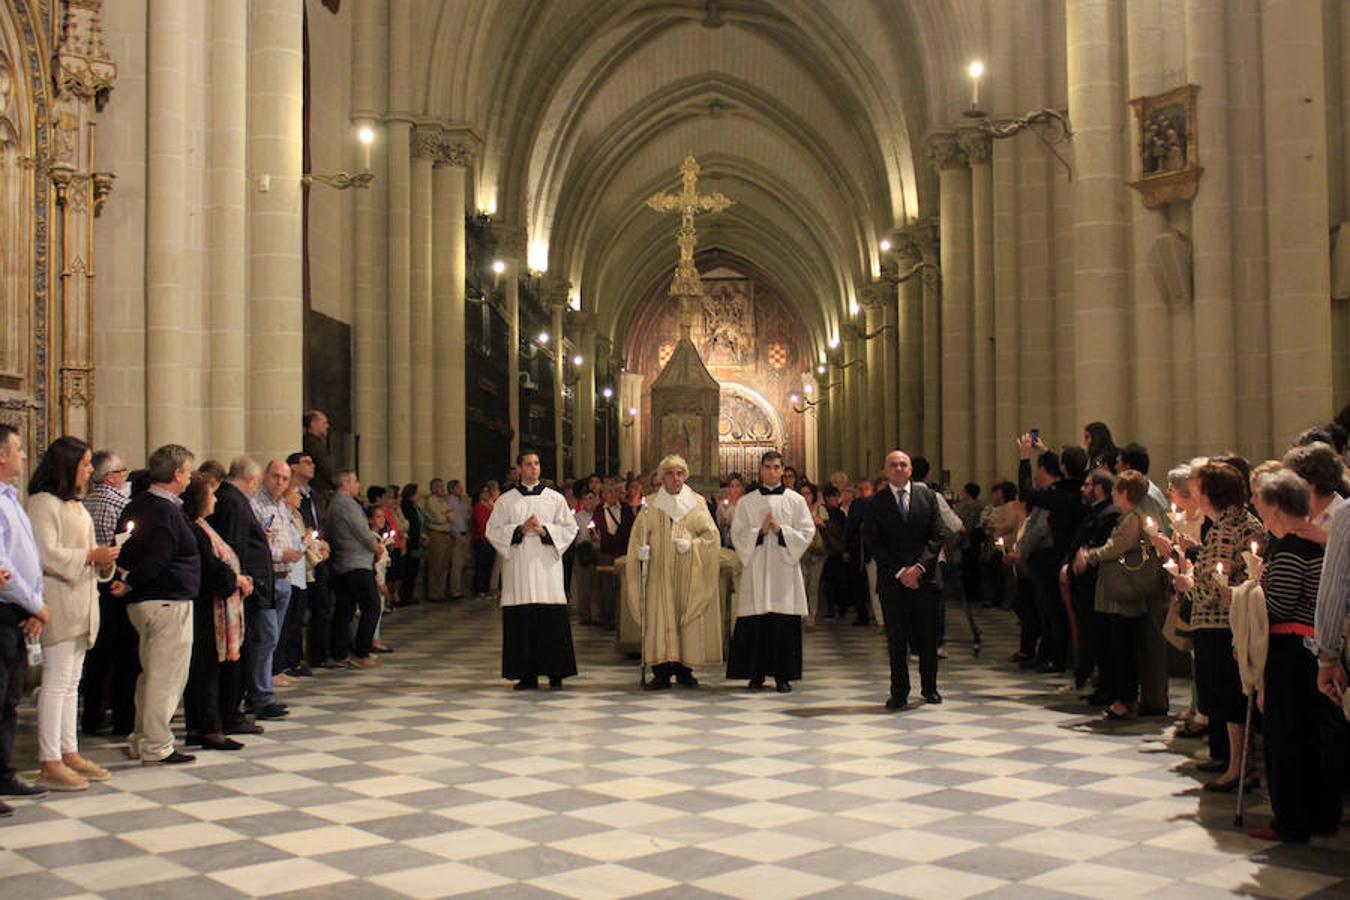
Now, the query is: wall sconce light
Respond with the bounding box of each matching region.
[537,331,550,345]
[621,406,638,428]
[303,125,376,190]
[961,60,1074,178]
[492,260,506,275]
[601,387,614,400]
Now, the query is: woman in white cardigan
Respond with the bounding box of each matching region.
[28,436,119,791]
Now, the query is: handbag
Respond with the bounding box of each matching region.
[1094,517,1164,618]
[1163,594,1194,652]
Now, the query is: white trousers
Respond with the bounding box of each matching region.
[38,636,88,761]
[128,601,193,762]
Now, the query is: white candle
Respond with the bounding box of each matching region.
[1163,558,1179,574]
[1145,516,1156,531]
[114,521,135,547]
[1250,541,1259,557]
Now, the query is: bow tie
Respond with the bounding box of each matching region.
[518,484,545,496]
[759,485,786,496]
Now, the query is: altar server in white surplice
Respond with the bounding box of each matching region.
[626,454,723,691]
[486,451,579,690]
[727,451,815,693]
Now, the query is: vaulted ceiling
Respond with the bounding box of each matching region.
[411,0,984,357]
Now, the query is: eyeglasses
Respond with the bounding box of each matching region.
[109,467,128,475]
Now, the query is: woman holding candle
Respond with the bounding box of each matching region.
[1180,461,1265,790]
[27,437,119,790]
[1074,471,1159,720]
[183,472,251,751]
[1247,469,1344,840]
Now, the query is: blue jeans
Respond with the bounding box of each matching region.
[246,580,290,710]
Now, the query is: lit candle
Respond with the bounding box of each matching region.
[1145,516,1156,531]
[358,125,374,171]
[1249,541,1259,557]
[115,521,135,547]
[967,60,984,110]
[995,536,1006,550]
[1163,558,1179,574]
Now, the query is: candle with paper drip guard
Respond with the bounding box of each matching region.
[1212,560,1228,588]
[114,521,135,547]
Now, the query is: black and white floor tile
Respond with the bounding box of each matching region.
[3,598,1348,898]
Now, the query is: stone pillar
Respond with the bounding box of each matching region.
[384,120,412,482]
[882,289,900,454]
[1067,0,1130,432]
[542,274,572,484]
[1183,0,1237,458]
[247,0,304,465]
[618,371,643,477]
[861,281,896,457]
[410,125,437,484]
[896,234,925,453]
[574,313,597,476]
[801,372,821,483]
[433,136,471,482]
[1124,0,1174,467]
[1262,0,1333,442]
[912,221,941,464]
[931,132,973,487]
[146,0,201,450]
[824,358,843,476]
[960,128,995,486]
[498,226,527,463]
[352,0,387,481]
[990,0,1020,474]
[843,335,865,477]
[207,0,247,461]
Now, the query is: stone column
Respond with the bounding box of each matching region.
[1067,0,1130,432]
[352,0,387,481]
[960,127,995,486]
[433,136,471,482]
[573,313,597,476]
[146,0,201,450]
[931,131,973,486]
[1182,0,1237,458]
[618,371,644,477]
[542,274,572,484]
[990,0,1021,471]
[860,281,896,456]
[912,221,941,464]
[882,288,900,453]
[207,0,247,460]
[820,356,842,477]
[384,120,412,481]
[1262,0,1332,442]
[843,336,865,477]
[896,232,925,453]
[410,125,437,483]
[497,226,527,463]
[247,0,304,465]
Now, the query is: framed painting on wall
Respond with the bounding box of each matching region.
[1128,84,1202,208]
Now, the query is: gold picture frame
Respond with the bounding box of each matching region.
[1128,84,1202,208]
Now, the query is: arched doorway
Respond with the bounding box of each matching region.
[718,383,783,479]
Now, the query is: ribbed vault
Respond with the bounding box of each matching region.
[416,0,986,349]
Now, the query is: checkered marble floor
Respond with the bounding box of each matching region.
[3,598,1349,899]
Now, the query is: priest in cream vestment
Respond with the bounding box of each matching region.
[485,451,579,690]
[625,455,722,691]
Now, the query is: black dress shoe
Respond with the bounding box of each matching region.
[1195,759,1229,773]
[514,677,539,691]
[643,678,672,691]
[255,703,289,719]
[885,695,909,710]
[226,722,264,735]
[548,677,563,690]
[144,750,196,766]
[775,681,792,693]
[200,737,245,751]
[0,800,12,817]
[676,673,699,688]
[922,690,943,704]
[747,677,765,690]
[287,663,314,677]
[0,779,48,798]
[184,733,203,746]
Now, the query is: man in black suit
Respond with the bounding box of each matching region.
[864,450,949,709]
[207,457,281,728]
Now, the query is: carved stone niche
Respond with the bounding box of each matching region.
[1128,84,1202,209]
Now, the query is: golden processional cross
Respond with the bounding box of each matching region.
[646,153,734,337]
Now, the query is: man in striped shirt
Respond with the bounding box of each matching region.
[80,450,137,737]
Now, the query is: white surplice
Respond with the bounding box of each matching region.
[731,486,815,617]
[485,484,578,607]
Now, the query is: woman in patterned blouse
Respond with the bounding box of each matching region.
[1177,461,1265,791]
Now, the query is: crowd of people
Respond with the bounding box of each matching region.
[2,403,1349,845]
